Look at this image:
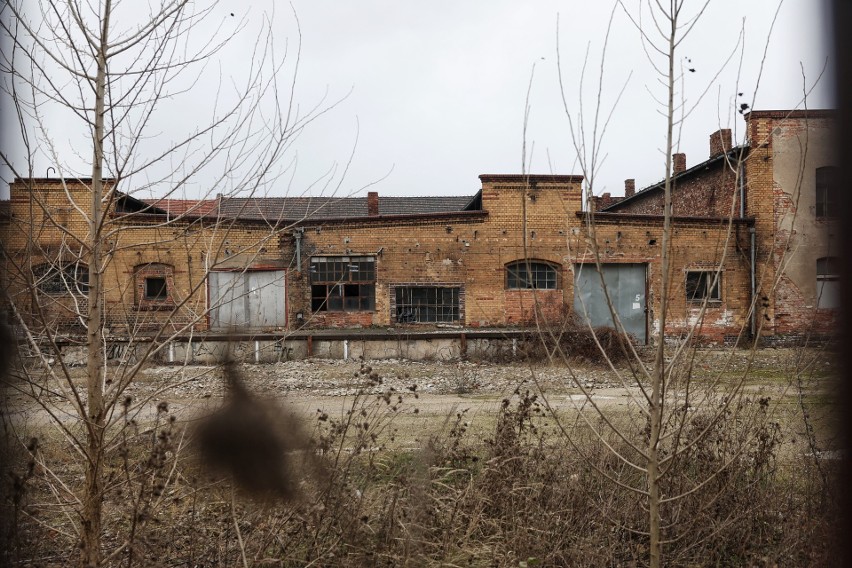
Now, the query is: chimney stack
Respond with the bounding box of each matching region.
[624,179,635,198]
[709,128,733,157]
[673,153,686,175]
[367,191,378,216]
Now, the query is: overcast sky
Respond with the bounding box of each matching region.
[1,0,834,200]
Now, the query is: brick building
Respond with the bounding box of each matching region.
[0,109,838,349]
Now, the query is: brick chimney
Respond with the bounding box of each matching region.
[673,153,686,175]
[367,191,378,216]
[709,128,732,157]
[624,179,635,198]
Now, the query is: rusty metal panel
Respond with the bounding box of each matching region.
[209,270,286,330]
[573,263,647,343]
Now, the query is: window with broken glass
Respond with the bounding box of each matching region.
[145,277,168,300]
[395,286,459,323]
[310,256,375,312]
[685,270,721,302]
[505,261,558,289]
[33,263,89,295]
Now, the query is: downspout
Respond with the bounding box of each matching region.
[740,159,756,338]
[750,226,756,338]
[738,159,745,219]
[293,228,303,269]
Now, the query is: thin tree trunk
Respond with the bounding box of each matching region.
[81,2,111,565]
[648,5,678,567]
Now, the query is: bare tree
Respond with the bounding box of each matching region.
[529,1,825,566]
[0,1,345,565]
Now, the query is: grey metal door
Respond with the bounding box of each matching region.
[247,271,286,328]
[209,270,286,330]
[573,263,646,343]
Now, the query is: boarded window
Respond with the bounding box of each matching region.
[816,256,840,309]
[815,166,838,218]
[33,263,89,295]
[685,271,721,302]
[395,286,459,323]
[506,261,558,289]
[310,256,375,312]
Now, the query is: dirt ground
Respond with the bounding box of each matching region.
[6,346,838,453]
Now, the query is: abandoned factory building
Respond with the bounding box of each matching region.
[0,109,839,351]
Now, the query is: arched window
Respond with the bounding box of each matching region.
[33,263,89,295]
[815,166,838,218]
[505,260,558,290]
[816,256,840,309]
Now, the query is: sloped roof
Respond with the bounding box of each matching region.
[144,198,218,216]
[217,195,478,221]
[601,145,749,212]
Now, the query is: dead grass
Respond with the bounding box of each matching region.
[1,351,842,567]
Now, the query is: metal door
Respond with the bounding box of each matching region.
[247,271,286,328]
[209,270,286,330]
[573,263,647,343]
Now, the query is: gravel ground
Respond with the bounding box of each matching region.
[129,346,835,400]
[135,359,623,401]
[5,347,836,430]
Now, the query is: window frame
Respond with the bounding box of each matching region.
[134,263,175,308]
[144,276,169,301]
[816,256,840,309]
[685,270,722,303]
[505,260,559,290]
[33,262,89,295]
[310,256,376,313]
[815,166,838,219]
[394,286,460,323]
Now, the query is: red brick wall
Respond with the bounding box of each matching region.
[608,159,740,218]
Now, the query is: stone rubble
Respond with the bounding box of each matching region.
[128,347,834,401]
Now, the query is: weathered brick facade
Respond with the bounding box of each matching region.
[744,110,838,339]
[1,110,837,345]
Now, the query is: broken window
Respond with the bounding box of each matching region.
[506,261,558,289]
[815,166,838,218]
[685,270,721,302]
[310,256,375,312]
[33,262,89,295]
[145,277,168,300]
[816,256,840,309]
[395,286,459,323]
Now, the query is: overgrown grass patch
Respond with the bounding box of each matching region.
[2,349,843,567]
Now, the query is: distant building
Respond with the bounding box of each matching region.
[0,109,837,358]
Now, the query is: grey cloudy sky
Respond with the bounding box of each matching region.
[1,0,834,200]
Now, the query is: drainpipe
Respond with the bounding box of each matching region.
[343,339,349,360]
[750,227,756,337]
[293,228,304,269]
[738,160,745,219]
